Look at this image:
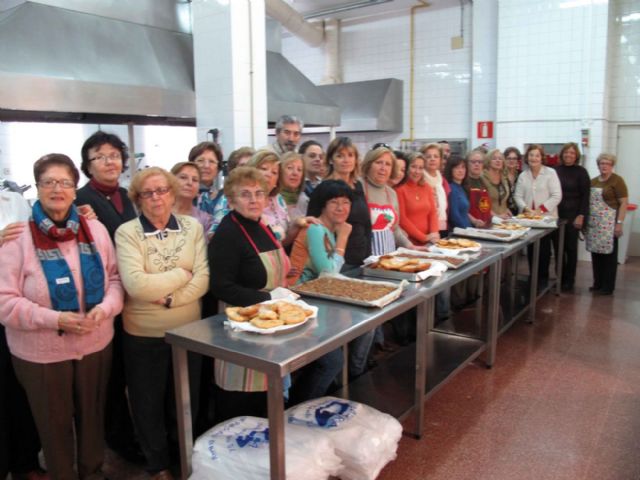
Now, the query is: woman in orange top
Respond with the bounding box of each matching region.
[395,152,440,245]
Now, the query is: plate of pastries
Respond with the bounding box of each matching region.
[225,299,318,334]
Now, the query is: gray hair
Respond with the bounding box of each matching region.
[275,115,304,132]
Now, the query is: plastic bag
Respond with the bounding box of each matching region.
[286,397,403,480]
[190,416,342,480]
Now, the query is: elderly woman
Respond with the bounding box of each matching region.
[249,150,313,248]
[554,142,590,291]
[76,131,141,462]
[209,147,255,236]
[483,149,512,219]
[514,144,562,288]
[465,148,491,228]
[300,140,326,196]
[188,141,223,215]
[116,167,209,480]
[420,143,450,237]
[586,153,629,296]
[395,152,440,245]
[171,162,213,239]
[0,154,123,480]
[504,146,522,215]
[207,166,291,420]
[279,152,309,223]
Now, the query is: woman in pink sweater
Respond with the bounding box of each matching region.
[0,154,123,480]
[395,152,440,245]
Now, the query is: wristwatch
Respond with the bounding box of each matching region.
[616,220,623,224]
[164,294,173,308]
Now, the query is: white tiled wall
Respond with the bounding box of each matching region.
[282,5,473,149]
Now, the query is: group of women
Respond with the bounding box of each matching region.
[0,131,629,480]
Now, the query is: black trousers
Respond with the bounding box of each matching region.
[527,234,553,285]
[0,326,42,478]
[591,237,619,293]
[123,333,202,473]
[552,222,581,287]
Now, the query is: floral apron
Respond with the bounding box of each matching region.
[215,217,291,392]
[585,187,616,255]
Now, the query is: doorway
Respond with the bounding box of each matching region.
[616,125,640,257]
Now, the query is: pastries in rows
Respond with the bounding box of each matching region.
[296,277,396,302]
[494,223,528,231]
[435,238,480,249]
[516,213,544,220]
[370,255,431,273]
[225,301,313,329]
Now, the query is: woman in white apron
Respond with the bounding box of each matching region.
[585,153,629,295]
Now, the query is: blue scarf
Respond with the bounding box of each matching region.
[29,201,105,312]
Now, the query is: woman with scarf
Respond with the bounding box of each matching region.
[116,167,209,480]
[279,152,309,223]
[420,143,450,237]
[0,154,123,480]
[75,130,141,462]
[188,141,223,216]
[483,149,512,219]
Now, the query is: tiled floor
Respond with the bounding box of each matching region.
[100,259,640,480]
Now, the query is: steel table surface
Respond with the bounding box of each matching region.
[166,248,503,480]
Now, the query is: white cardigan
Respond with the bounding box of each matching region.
[514,166,562,217]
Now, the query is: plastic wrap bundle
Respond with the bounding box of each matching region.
[286,397,403,480]
[190,416,342,480]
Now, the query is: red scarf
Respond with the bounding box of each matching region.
[90,178,123,214]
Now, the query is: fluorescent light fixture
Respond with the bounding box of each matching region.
[559,0,607,9]
[621,12,640,22]
[303,0,394,20]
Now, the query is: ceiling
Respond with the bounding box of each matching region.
[286,0,460,22]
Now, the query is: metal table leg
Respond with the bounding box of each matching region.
[341,343,349,398]
[267,374,286,480]
[509,255,517,317]
[474,272,484,327]
[413,297,432,439]
[171,346,193,480]
[486,258,501,367]
[556,222,566,296]
[528,238,540,323]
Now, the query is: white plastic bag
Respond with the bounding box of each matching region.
[190,416,342,480]
[286,397,402,480]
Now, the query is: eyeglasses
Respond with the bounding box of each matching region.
[38,179,75,189]
[90,153,122,163]
[194,158,218,167]
[139,187,171,199]
[373,143,391,150]
[236,190,266,201]
[469,160,484,165]
[505,156,519,161]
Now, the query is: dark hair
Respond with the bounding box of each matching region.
[559,142,582,165]
[503,146,522,162]
[188,141,223,165]
[524,144,547,165]
[298,140,323,154]
[227,147,255,172]
[393,150,410,186]
[34,153,80,186]
[306,180,354,217]
[444,154,467,184]
[80,131,129,178]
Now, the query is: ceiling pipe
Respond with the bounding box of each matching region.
[265,0,324,47]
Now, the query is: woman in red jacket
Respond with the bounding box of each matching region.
[395,152,440,245]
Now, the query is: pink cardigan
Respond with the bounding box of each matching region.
[0,218,123,363]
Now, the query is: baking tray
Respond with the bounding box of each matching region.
[362,250,449,282]
[405,251,473,270]
[452,227,528,243]
[510,216,557,229]
[291,274,406,308]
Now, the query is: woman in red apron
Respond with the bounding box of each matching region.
[465,149,492,228]
[208,166,291,421]
[585,153,629,295]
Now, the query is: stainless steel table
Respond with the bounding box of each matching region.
[166,248,504,479]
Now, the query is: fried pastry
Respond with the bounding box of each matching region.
[250,318,284,329]
[226,307,249,322]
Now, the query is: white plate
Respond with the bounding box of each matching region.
[225,299,318,335]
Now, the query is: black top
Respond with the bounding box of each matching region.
[555,164,590,220]
[208,211,277,307]
[75,183,137,242]
[344,180,372,267]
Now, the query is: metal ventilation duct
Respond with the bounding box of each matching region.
[0,2,195,122]
[317,78,403,132]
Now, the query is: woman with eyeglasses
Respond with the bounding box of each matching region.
[0,154,124,480]
[116,167,209,480]
[465,148,492,228]
[171,162,214,241]
[188,141,224,216]
[585,153,628,296]
[504,147,522,215]
[207,166,292,420]
[75,130,142,462]
[554,142,590,291]
[482,149,512,219]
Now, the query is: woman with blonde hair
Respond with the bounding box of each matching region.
[279,151,309,223]
[482,149,512,219]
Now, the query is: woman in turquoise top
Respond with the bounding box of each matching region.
[288,180,352,404]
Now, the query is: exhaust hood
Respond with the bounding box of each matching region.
[317,78,403,132]
[0,2,195,123]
